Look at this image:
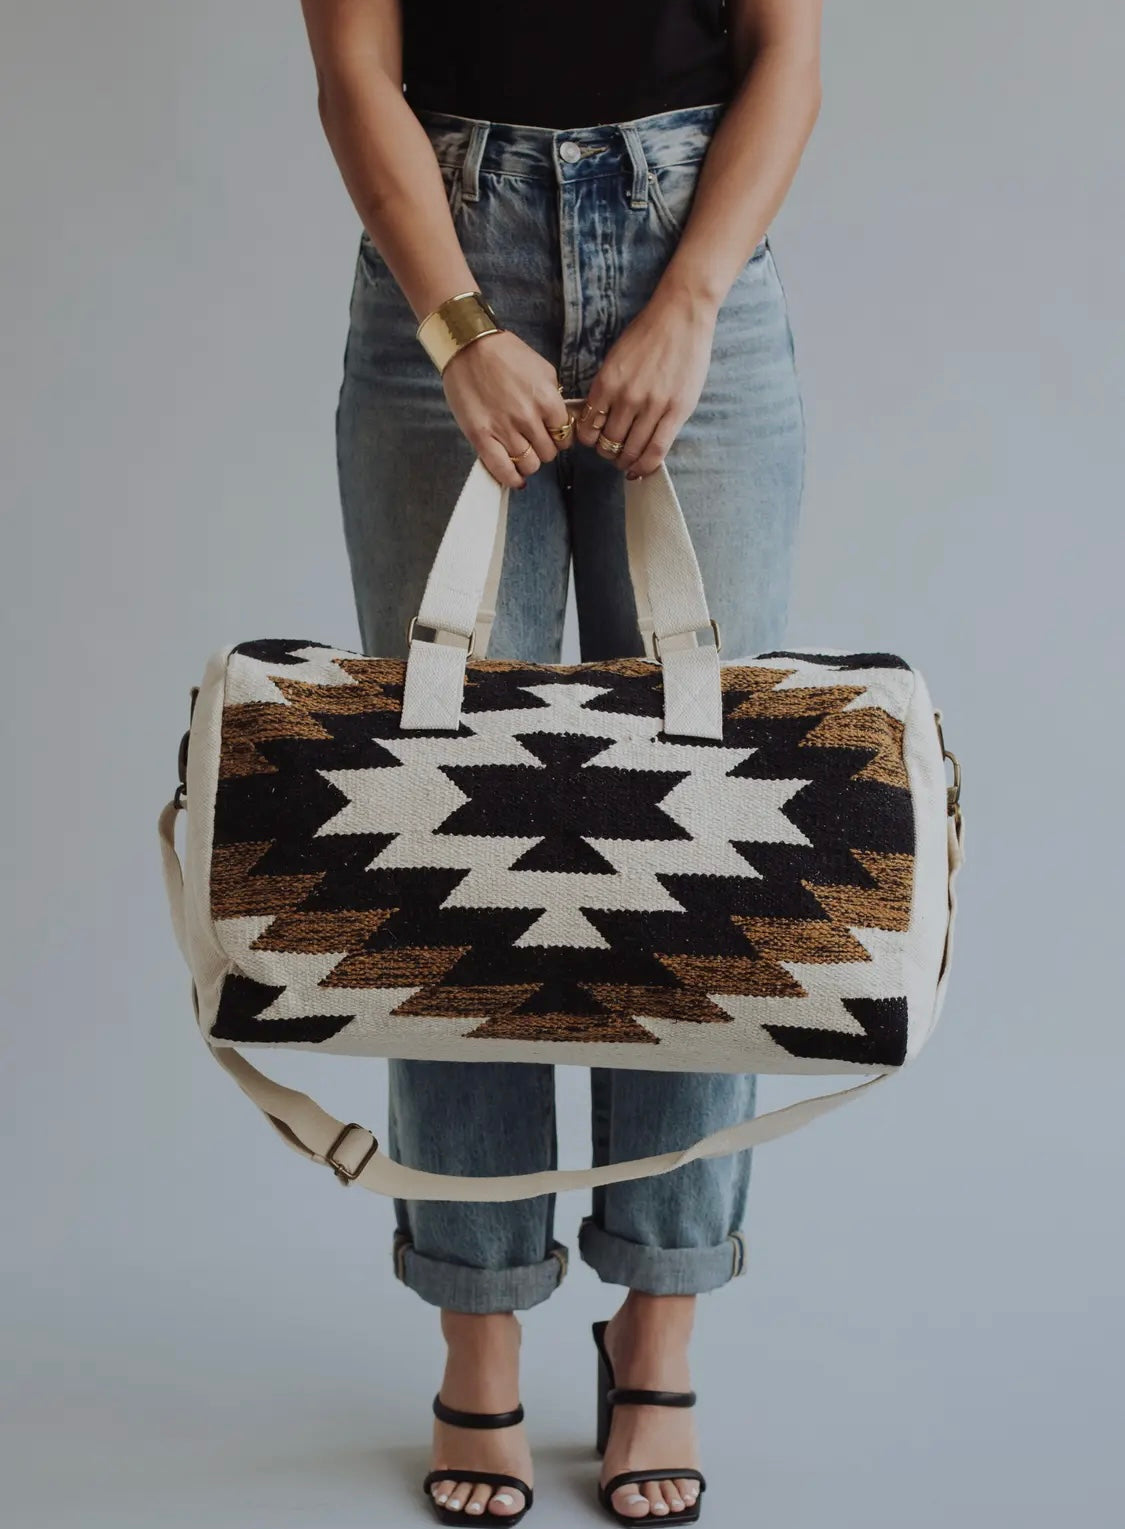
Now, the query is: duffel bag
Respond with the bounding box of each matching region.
[158,456,965,1201]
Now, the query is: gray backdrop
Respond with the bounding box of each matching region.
[2,3,1121,1524]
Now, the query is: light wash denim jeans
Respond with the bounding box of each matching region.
[335,101,806,1314]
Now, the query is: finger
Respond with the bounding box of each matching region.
[575,394,611,448]
[615,397,665,474]
[479,432,533,490]
[502,432,542,479]
[596,396,639,465]
[624,409,678,480]
[518,401,561,466]
[544,399,577,452]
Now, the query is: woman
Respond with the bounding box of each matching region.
[301,2,822,1523]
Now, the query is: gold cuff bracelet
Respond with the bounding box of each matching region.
[416,291,504,375]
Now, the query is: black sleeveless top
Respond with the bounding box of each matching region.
[401,1,735,129]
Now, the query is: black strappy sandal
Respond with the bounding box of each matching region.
[422,1392,535,1527]
[592,1320,706,1525]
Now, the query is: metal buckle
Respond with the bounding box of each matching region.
[172,687,199,812]
[325,1122,378,1185]
[406,614,476,659]
[652,618,722,658]
[934,712,962,824]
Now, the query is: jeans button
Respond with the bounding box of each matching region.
[558,140,582,164]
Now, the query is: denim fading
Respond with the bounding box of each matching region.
[335,100,805,1313]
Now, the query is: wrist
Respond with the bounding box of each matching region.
[651,262,725,323]
[416,290,505,375]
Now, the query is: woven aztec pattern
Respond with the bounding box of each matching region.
[206,640,920,1070]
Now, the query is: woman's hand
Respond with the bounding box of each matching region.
[441,330,575,489]
[574,285,720,478]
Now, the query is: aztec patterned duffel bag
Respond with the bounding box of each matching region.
[158,457,965,1202]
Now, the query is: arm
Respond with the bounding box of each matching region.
[575,0,823,476]
[300,0,570,487]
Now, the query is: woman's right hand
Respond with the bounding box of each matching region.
[440,330,574,489]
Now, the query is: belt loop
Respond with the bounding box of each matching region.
[618,123,650,209]
[460,121,490,203]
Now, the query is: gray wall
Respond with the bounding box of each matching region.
[2,3,1120,1524]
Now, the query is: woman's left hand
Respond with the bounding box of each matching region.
[574,285,720,477]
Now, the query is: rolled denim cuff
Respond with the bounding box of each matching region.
[392,1230,569,1313]
[577,1216,747,1295]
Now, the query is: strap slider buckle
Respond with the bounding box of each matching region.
[652,619,721,657]
[325,1122,378,1185]
[407,614,476,658]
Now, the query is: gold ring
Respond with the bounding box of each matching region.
[548,417,573,442]
[598,432,625,454]
[507,443,535,463]
[581,402,609,425]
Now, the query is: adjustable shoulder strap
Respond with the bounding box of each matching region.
[209,1038,890,1202]
[159,800,891,1203]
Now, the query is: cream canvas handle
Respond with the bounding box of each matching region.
[159,800,896,1204]
[400,456,724,740]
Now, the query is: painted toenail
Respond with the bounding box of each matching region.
[627,1494,647,1505]
[448,1500,461,1511]
[467,1505,483,1514]
[652,1505,669,1515]
[492,1495,514,1506]
[436,1494,448,1504]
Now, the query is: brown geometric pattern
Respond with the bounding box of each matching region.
[207,640,919,1066]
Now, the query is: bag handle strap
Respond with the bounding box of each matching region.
[159,800,891,1203]
[472,459,656,659]
[401,457,723,740]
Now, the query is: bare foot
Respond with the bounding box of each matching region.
[600,1293,702,1519]
[428,1309,533,1519]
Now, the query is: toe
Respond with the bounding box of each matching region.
[464,1483,492,1516]
[447,1481,473,1512]
[432,1478,456,1505]
[674,1478,698,1506]
[645,1482,669,1515]
[487,1486,526,1518]
[611,1485,652,1517]
[662,1480,685,1513]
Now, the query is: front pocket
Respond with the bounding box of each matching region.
[648,161,769,268]
[647,160,703,238]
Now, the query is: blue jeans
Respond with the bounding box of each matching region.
[335,101,806,1313]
